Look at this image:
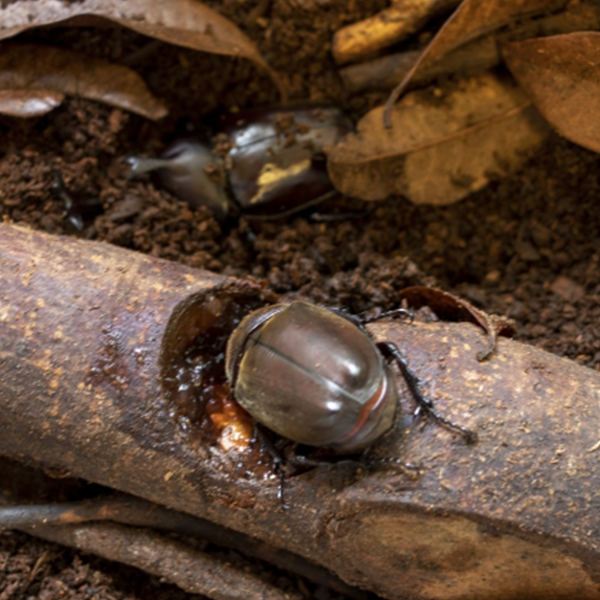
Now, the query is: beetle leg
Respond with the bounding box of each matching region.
[254,424,290,510]
[50,170,102,231]
[329,306,414,333]
[243,190,337,221]
[310,209,369,222]
[325,308,363,328]
[377,341,477,444]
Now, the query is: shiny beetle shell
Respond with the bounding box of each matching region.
[225,301,398,453]
[128,105,352,220]
[222,105,352,218]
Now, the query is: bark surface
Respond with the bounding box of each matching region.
[0,223,599,599]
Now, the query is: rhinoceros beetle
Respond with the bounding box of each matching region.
[226,301,476,457]
[128,105,352,220]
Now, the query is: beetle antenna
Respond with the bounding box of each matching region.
[361,308,414,324]
[327,307,414,334]
[377,342,477,444]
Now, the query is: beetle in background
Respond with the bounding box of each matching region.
[225,301,475,467]
[128,105,352,220]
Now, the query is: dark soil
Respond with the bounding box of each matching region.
[1,1,600,599]
[0,531,206,600]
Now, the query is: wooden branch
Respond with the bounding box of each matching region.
[333,0,460,65]
[339,35,498,93]
[0,493,366,599]
[1,223,600,599]
[19,520,301,600]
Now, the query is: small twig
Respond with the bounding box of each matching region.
[23,549,52,593]
[20,521,301,600]
[0,495,370,600]
[339,36,498,93]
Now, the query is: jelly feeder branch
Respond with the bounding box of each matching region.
[0,224,599,600]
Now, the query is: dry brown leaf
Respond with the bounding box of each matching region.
[0,0,284,98]
[0,44,167,119]
[397,286,515,360]
[503,32,600,153]
[383,0,569,125]
[340,0,600,94]
[0,88,64,117]
[328,73,550,205]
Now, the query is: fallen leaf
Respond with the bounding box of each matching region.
[383,0,569,124]
[503,32,600,153]
[0,0,283,98]
[0,44,167,120]
[397,286,514,360]
[328,73,550,205]
[340,0,600,94]
[0,88,64,117]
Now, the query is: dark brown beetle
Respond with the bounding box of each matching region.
[225,301,475,455]
[128,105,352,220]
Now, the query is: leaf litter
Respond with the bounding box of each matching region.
[328,72,550,205]
[0,44,167,119]
[329,0,600,208]
[383,0,570,125]
[503,32,600,153]
[0,0,284,98]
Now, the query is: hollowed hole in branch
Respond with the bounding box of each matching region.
[159,283,270,453]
